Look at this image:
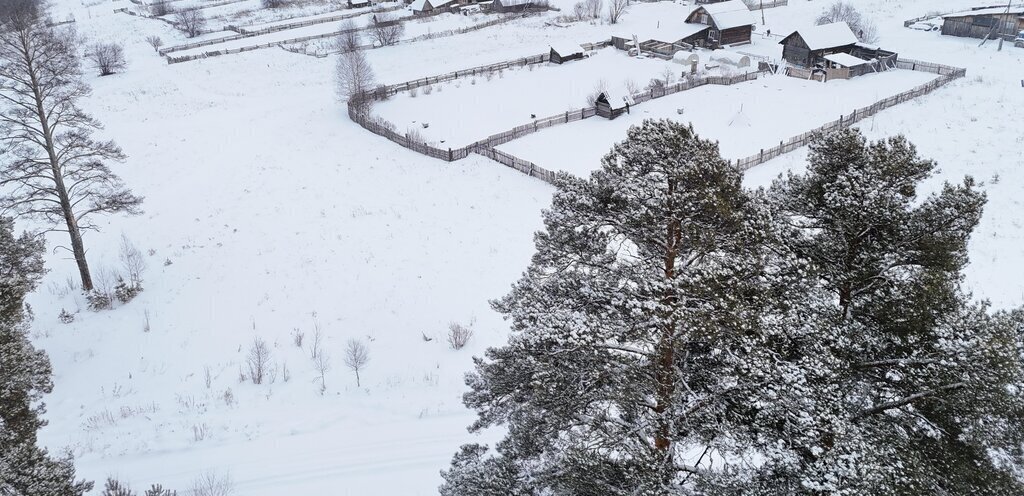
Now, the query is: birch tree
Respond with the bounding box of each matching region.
[0,15,142,291]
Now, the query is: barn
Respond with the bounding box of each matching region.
[683,0,757,47]
[409,0,458,14]
[778,22,858,67]
[941,6,1024,40]
[491,0,536,13]
[549,42,584,64]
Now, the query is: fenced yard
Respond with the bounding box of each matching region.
[372,47,761,147]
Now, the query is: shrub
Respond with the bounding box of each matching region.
[86,289,112,311]
[245,337,271,385]
[150,2,173,16]
[145,35,164,52]
[344,339,369,387]
[115,277,142,303]
[144,484,177,496]
[447,322,473,350]
[87,42,126,76]
[102,478,135,496]
[187,472,234,496]
[58,308,74,323]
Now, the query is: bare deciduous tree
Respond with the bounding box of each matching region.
[815,1,878,43]
[313,351,331,394]
[335,19,360,53]
[0,20,142,291]
[118,233,145,287]
[86,42,126,76]
[246,337,270,385]
[344,339,369,387]
[585,0,602,19]
[174,9,206,38]
[370,13,404,47]
[336,49,375,112]
[447,322,473,350]
[607,0,628,24]
[144,35,163,52]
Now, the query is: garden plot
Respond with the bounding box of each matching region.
[373,49,702,147]
[172,11,490,58]
[238,3,385,31]
[497,69,938,176]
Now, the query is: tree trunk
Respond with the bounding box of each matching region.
[654,182,681,459]
[23,34,94,290]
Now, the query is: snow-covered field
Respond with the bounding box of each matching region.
[20,0,1024,493]
[496,68,936,174]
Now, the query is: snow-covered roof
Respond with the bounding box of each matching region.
[409,0,429,10]
[699,0,757,30]
[550,42,583,56]
[823,52,869,67]
[672,50,700,64]
[709,50,751,67]
[499,0,534,6]
[599,90,629,109]
[783,22,858,50]
[618,20,708,44]
[942,6,1024,18]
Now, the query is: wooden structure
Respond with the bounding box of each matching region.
[684,0,756,47]
[595,91,630,119]
[941,6,1024,40]
[779,22,858,67]
[491,0,537,13]
[549,42,584,64]
[348,0,371,7]
[409,0,459,14]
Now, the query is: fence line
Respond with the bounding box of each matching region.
[743,0,788,10]
[233,5,403,35]
[732,60,966,170]
[474,147,558,184]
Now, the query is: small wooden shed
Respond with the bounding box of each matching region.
[941,6,1024,40]
[410,0,458,14]
[348,0,371,8]
[549,42,584,64]
[779,22,858,68]
[595,91,631,119]
[684,0,756,47]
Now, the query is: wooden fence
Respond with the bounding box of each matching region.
[232,5,403,35]
[348,52,766,182]
[732,59,966,170]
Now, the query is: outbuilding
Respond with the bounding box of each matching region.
[409,0,458,14]
[778,22,858,67]
[684,0,757,47]
[941,6,1024,40]
[549,42,584,64]
[595,91,631,119]
[491,0,537,13]
[349,0,371,8]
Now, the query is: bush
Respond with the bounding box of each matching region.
[149,2,173,16]
[816,1,879,43]
[262,0,287,7]
[144,484,176,496]
[86,42,126,76]
[114,277,142,303]
[447,322,473,350]
[145,35,164,52]
[102,478,135,496]
[175,10,206,38]
[187,472,233,496]
[86,289,112,311]
[58,308,74,323]
[246,337,271,385]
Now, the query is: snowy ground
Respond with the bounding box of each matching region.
[496,68,936,175]
[21,0,1024,494]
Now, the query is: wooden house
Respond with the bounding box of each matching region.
[595,91,631,119]
[409,0,458,14]
[941,6,1024,40]
[348,0,371,8]
[683,0,756,47]
[549,42,584,64]
[779,22,858,67]
[491,0,536,13]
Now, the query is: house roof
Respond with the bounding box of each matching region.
[942,6,1024,18]
[618,20,709,44]
[781,22,858,50]
[823,52,869,67]
[550,42,583,56]
[698,0,757,30]
[498,0,534,6]
[599,91,629,109]
[409,0,430,10]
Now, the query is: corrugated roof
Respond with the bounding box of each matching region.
[783,22,858,50]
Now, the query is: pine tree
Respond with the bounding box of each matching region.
[442,119,778,494]
[758,128,1024,494]
[0,216,92,495]
[0,10,142,291]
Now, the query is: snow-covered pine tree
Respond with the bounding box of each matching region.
[0,217,93,495]
[441,119,781,494]
[760,128,1024,494]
